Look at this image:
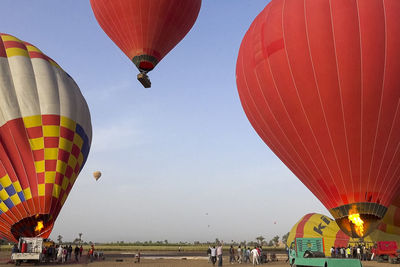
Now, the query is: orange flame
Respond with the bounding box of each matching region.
[34,221,44,233]
[348,213,364,237]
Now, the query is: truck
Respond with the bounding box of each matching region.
[11,237,45,266]
[373,241,400,264]
[289,237,362,267]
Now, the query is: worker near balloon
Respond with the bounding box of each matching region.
[236,0,400,238]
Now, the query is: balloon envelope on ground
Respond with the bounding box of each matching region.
[236,0,400,238]
[0,33,92,242]
[288,212,400,252]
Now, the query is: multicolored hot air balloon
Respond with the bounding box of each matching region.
[287,211,400,252]
[0,33,92,242]
[90,0,202,88]
[236,0,400,238]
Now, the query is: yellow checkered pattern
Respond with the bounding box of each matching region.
[23,115,86,202]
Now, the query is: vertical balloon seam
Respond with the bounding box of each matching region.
[327,0,357,206]
[361,1,388,214]
[236,6,329,208]
[303,0,347,208]
[282,0,343,208]
[0,37,28,224]
[4,38,47,238]
[377,0,400,203]
[380,0,400,205]
[262,1,338,208]
[17,56,41,222]
[239,23,332,208]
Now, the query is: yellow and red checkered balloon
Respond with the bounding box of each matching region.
[0,33,92,242]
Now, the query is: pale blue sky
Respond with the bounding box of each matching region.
[1,1,327,243]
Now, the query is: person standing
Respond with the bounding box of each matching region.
[57,246,63,263]
[135,250,141,263]
[79,245,83,257]
[251,246,259,266]
[237,245,242,263]
[217,243,223,266]
[74,246,79,262]
[211,246,217,266]
[357,246,361,260]
[229,245,235,264]
[207,246,212,263]
[67,245,72,261]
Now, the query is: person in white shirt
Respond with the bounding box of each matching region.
[237,245,242,263]
[210,246,217,266]
[251,247,259,266]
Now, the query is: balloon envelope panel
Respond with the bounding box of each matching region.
[0,33,92,242]
[236,0,400,237]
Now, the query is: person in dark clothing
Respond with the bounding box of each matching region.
[67,245,72,261]
[74,246,80,261]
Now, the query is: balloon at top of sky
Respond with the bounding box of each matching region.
[90,0,202,88]
[0,33,92,242]
[236,0,400,238]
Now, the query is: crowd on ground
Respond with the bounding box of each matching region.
[207,244,278,266]
[12,243,102,263]
[329,244,372,260]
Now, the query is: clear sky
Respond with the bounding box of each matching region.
[0,1,328,243]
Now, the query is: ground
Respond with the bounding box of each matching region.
[0,251,398,266]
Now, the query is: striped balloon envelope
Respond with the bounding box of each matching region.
[236,0,400,238]
[287,212,400,252]
[0,33,92,242]
[90,0,202,87]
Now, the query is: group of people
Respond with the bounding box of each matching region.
[52,244,84,262]
[330,244,370,261]
[207,244,275,266]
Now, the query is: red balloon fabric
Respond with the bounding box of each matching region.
[236,0,400,237]
[90,0,201,72]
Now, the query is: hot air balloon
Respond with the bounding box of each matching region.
[287,211,400,251]
[236,0,400,238]
[90,0,202,88]
[0,33,92,242]
[93,171,101,181]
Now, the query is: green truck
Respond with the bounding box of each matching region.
[289,238,362,267]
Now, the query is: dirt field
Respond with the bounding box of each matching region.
[0,250,398,267]
[1,257,399,267]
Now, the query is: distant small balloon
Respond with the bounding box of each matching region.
[93,171,102,181]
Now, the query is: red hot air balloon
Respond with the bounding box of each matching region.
[0,33,92,242]
[90,0,202,88]
[236,0,400,238]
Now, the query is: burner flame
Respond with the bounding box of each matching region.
[348,213,364,237]
[34,221,44,233]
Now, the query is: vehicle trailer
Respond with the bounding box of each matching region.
[373,241,400,264]
[289,237,362,267]
[11,237,44,266]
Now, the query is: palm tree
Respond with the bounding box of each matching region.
[57,235,63,244]
[256,236,265,246]
[78,233,83,244]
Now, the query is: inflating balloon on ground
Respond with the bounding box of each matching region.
[236,0,400,238]
[0,33,92,242]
